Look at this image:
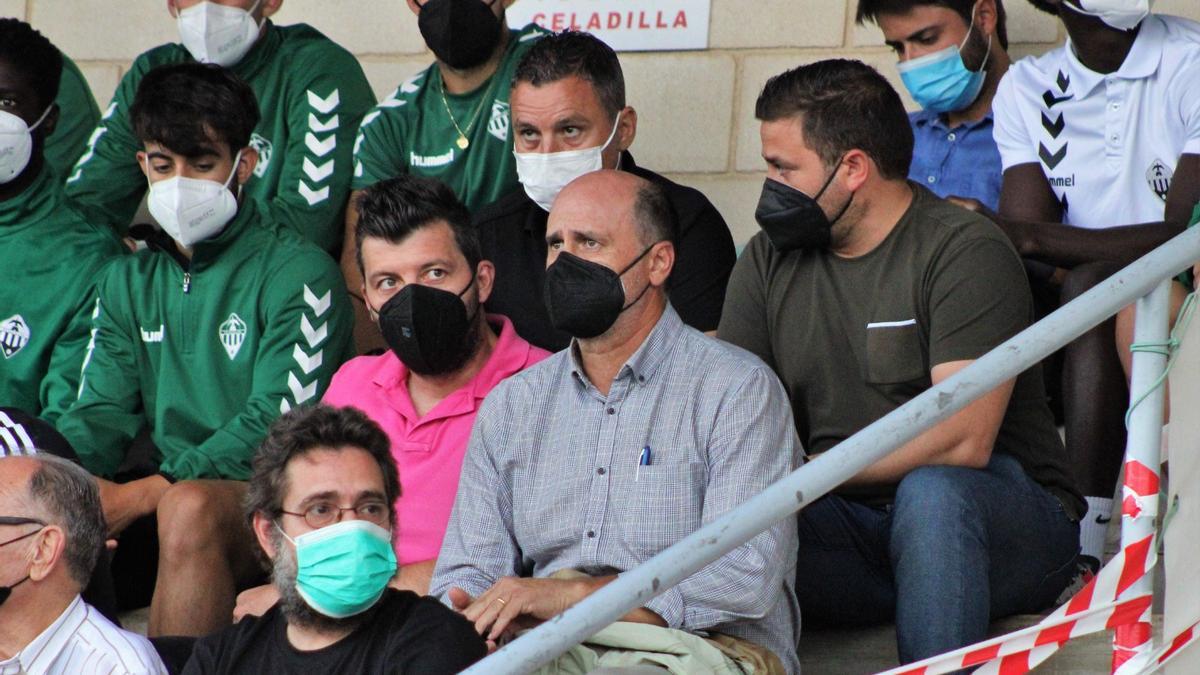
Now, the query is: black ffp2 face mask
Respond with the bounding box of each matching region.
[543,245,658,339]
[417,0,503,70]
[376,276,480,376]
[754,162,852,253]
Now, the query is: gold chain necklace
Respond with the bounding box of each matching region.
[440,73,496,150]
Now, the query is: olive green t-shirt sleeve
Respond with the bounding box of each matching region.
[927,236,1031,367]
[717,234,778,372]
[45,53,101,177]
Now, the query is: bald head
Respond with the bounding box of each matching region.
[0,456,39,509]
[0,454,105,588]
[552,170,675,248]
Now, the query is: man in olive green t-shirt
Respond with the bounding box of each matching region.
[343,0,545,353]
[718,60,1085,666]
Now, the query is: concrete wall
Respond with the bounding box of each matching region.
[9,0,1200,243]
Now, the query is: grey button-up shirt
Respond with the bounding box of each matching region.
[431,305,802,673]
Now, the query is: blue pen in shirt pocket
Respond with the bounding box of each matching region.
[636,445,652,481]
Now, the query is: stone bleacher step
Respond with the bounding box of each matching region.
[799,614,1164,674]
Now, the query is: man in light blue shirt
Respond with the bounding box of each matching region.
[431,170,801,673]
[858,0,1012,210]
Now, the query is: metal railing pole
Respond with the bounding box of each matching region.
[464,227,1200,675]
[1111,280,1171,673]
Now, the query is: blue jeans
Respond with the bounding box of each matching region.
[794,453,1080,664]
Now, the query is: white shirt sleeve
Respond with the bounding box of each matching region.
[1176,62,1200,156]
[992,65,1041,170]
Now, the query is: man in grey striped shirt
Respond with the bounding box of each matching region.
[431,171,802,673]
[0,454,165,675]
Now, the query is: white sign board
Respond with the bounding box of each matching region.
[507,0,711,52]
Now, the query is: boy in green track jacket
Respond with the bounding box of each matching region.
[55,63,353,637]
[0,20,126,424]
[65,0,374,252]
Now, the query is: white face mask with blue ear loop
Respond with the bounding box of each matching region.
[896,1,992,114]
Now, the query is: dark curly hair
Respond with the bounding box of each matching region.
[245,405,400,528]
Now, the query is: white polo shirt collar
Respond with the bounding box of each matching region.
[1063,15,1165,98]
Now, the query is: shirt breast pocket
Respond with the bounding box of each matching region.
[865,320,926,384]
[624,461,707,559]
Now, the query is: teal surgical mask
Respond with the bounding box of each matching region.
[277,519,397,619]
[897,9,992,114]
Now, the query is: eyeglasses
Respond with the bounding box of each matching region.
[280,501,389,529]
[0,516,46,547]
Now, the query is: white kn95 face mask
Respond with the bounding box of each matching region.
[145,150,242,248]
[176,0,264,67]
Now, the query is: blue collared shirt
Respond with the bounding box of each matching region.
[430,304,803,673]
[908,109,1003,211]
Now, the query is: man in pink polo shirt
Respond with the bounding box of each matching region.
[235,174,547,617]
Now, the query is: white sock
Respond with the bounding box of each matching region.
[1080,496,1114,561]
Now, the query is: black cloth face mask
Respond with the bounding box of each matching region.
[754,162,852,252]
[376,275,480,376]
[418,0,503,70]
[543,245,657,339]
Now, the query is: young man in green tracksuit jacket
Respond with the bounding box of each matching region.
[55,63,353,637]
[0,20,126,424]
[65,0,374,252]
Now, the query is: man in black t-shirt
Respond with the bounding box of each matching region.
[474,30,736,351]
[183,405,484,675]
[718,60,1084,666]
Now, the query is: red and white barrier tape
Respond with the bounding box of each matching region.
[877,594,1153,675]
[1121,460,1161,521]
[875,534,1157,675]
[1113,458,1162,675]
[1133,619,1200,675]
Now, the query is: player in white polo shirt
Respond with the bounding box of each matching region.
[973,0,1200,583]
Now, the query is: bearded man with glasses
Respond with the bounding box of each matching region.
[181,404,485,675]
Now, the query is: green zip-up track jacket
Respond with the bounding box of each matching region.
[65,22,375,252]
[56,200,353,480]
[0,167,125,422]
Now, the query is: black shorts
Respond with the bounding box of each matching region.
[111,512,161,611]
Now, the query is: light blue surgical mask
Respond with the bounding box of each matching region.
[897,13,992,114]
[277,519,397,619]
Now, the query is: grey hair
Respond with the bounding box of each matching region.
[25,454,106,587]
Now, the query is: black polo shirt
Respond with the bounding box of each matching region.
[474,152,737,351]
